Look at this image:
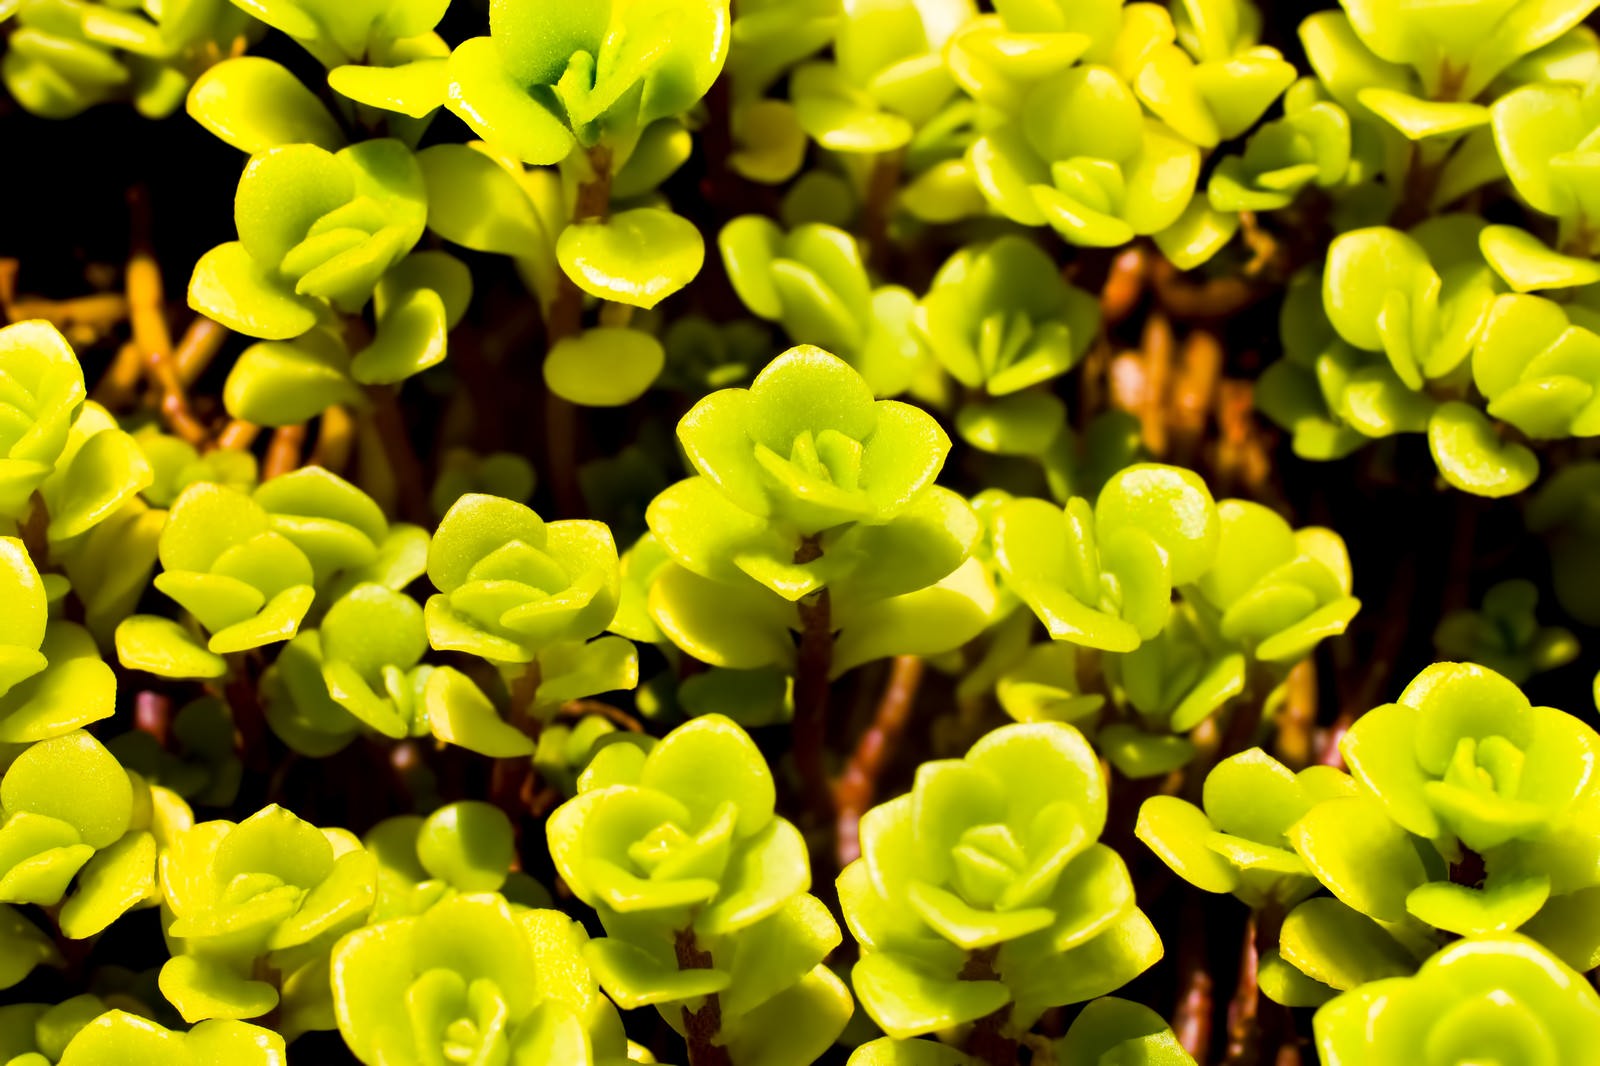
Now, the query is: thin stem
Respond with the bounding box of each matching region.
[364,384,430,523]
[792,535,835,822]
[1173,897,1214,1061]
[310,405,357,473]
[263,424,307,480]
[173,316,230,386]
[545,144,614,517]
[676,928,733,1066]
[1225,911,1263,1065]
[960,948,1018,1066]
[862,149,904,274]
[214,419,260,452]
[490,660,545,813]
[834,655,924,867]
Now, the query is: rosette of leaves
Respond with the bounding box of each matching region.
[1470,293,1600,445]
[0,320,88,521]
[135,426,258,507]
[1209,77,1353,213]
[1095,601,1245,777]
[1131,0,1297,150]
[332,893,632,1066]
[0,994,109,1066]
[0,904,59,991]
[361,801,531,921]
[53,1010,287,1065]
[916,236,1100,457]
[0,730,193,940]
[1313,935,1600,1065]
[431,447,536,519]
[55,496,165,643]
[1,0,257,119]
[157,804,378,1032]
[991,464,1220,654]
[421,493,636,755]
[643,344,995,680]
[1434,579,1578,684]
[1487,67,1600,290]
[1298,0,1596,146]
[1261,662,1600,995]
[187,139,429,343]
[839,722,1162,1046]
[548,714,854,1065]
[260,583,431,756]
[114,482,316,678]
[1526,460,1600,625]
[787,0,958,157]
[659,316,771,394]
[1137,748,1358,913]
[111,698,242,808]
[0,537,116,744]
[1191,499,1360,665]
[850,997,1195,1066]
[720,218,924,397]
[955,19,1204,251]
[443,0,729,166]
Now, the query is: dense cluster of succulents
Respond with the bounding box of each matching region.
[8,0,1600,1063]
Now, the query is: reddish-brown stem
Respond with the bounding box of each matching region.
[128,255,207,445]
[92,340,146,408]
[544,145,614,518]
[1173,897,1214,1061]
[135,691,172,746]
[862,149,904,274]
[1170,329,1222,468]
[555,699,645,733]
[960,948,1018,1066]
[1275,659,1316,771]
[834,655,924,867]
[676,929,732,1066]
[173,316,230,386]
[1099,245,1149,325]
[490,661,544,815]
[792,535,835,823]
[1225,911,1263,1064]
[364,384,429,523]
[263,424,306,480]
[214,419,260,452]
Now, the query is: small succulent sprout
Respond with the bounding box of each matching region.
[1493,68,1600,257]
[1138,748,1357,908]
[431,448,536,519]
[1343,662,1600,854]
[0,0,257,119]
[1209,78,1353,213]
[0,731,132,908]
[111,698,243,808]
[719,219,924,396]
[188,140,428,340]
[1100,603,1244,772]
[136,426,258,507]
[1132,0,1297,150]
[1300,0,1593,143]
[1434,579,1579,685]
[789,0,957,156]
[0,320,86,521]
[965,60,1202,249]
[251,466,394,589]
[0,994,109,1065]
[424,493,621,663]
[993,464,1220,653]
[1471,294,1600,440]
[1254,268,1375,462]
[54,1011,287,1066]
[333,894,631,1066]
[444,0,730,166]
[917,236,1098,456]
[1529,460,1600,625]
[1313,935,1600,1065]
[840,722,1161,1041]
[1194,500,1360,664]
[849,996,1196,1065]
[158,804,378,1028]
[671,344,950,535]
[0,537,116,744]
[534,714,625,796]
[120,481,317,670]
[261,583,431,755]
[660,316,771,393]
[549,715,853,1064]
[0,903,61,990]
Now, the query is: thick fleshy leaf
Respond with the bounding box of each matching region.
[544,328,665,406]
[187,58,344,154]
[556,208,705,309]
